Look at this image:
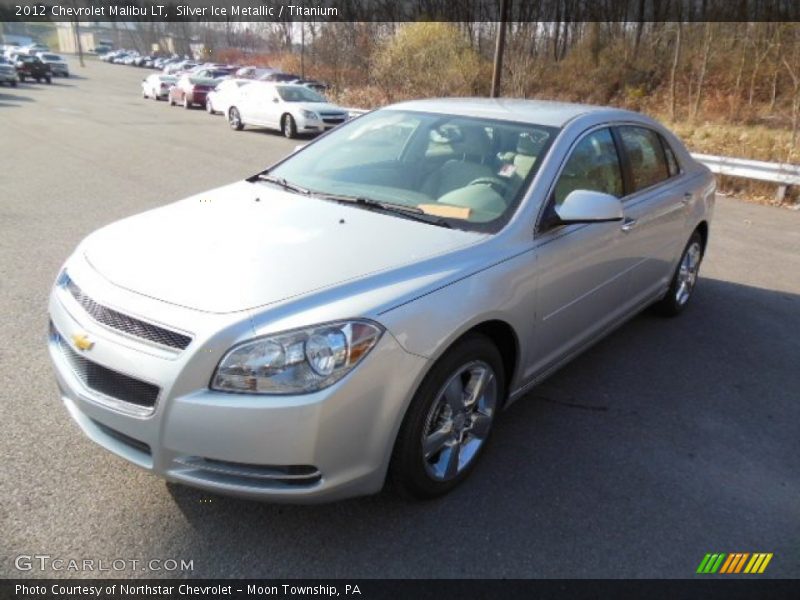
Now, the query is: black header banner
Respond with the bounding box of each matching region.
[1,0,799,23]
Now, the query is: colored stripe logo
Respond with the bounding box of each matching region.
[696,553,773,574]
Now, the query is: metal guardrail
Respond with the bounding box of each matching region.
[344,108,798,201]
[690,153,800,201]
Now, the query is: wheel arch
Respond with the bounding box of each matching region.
[695,220,709,253]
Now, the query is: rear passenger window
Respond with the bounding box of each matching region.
[554,128,623,205]
[661,137,680,177]
[618,126,670,192]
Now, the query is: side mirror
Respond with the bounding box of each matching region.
[555,190,623,224]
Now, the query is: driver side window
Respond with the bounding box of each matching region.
[554,128,623,205]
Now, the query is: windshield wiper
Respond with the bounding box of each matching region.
[315,193,452,228]
[248,173,310,195]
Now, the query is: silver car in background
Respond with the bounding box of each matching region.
[48,99,714,503]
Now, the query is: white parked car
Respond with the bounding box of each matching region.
[141,73,177,100]
[37,53,69,77]
[205,78,251,115]
[227,82,349,138]
[48,99,715,503]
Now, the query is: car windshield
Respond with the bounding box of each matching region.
[268,110,558,233]
[276,85,325,103]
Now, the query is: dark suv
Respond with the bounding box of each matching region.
[15,55,52,83]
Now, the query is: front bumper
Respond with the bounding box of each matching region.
[47,259,429,502]
[297,115,347,133]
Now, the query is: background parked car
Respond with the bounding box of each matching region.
[260,72,302,83]
[142,73,177,100]
[234,66,278,79]
[193,66,236,79]
[37,53,69,77]
[227,82,348,138]
[164,60,196,74]
[23,43,49,55]
[0,56,17,86]
[168,75,218,109]
[14,55,51,83]
[206,78,251,115]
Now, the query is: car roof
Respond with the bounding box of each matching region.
[388,97,643,128]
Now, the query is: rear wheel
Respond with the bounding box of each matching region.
[228,107,243,130]
[389,333,504,499]
[653,230,704,317]
[281,113,297,139]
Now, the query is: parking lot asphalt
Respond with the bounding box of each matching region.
[1,56,799,579]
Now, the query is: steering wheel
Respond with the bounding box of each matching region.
[468,176,510,196]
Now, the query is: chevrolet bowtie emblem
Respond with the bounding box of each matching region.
[71,333,94,351]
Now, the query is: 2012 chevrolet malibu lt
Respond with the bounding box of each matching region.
[48,99,715,502]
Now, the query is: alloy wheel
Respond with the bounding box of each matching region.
[421,360,497,482]
[676,241,702,305]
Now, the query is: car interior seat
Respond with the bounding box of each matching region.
[420,125,495,199]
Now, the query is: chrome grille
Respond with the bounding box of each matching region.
[64,276,191,350]
[55,331,160,409]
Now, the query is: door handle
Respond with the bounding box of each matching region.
[621,218,638,232]
[682,192,693,204]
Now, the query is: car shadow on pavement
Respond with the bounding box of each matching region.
[0,92,34,107]
[158,276,799,577]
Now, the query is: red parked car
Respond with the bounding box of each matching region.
[167,75,218,109]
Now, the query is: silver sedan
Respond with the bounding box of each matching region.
[47,99,715,502]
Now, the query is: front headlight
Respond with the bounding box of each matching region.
[211,320,384,395]
[300,109,319,120]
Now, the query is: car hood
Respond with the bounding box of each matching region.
[293,102,345,114]
[82,181,482,313]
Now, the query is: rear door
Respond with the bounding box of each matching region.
[613,125,691,304]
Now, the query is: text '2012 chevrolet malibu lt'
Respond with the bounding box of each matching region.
[48,99,715,502]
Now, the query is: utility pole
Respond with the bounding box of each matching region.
[74,20,84,67]
[300,21,305,79]
[490,0,509,98]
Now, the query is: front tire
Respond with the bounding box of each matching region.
[281,113,297,139]
[654,230,704,317]
[228,107,244,130]
[389,333,504,500]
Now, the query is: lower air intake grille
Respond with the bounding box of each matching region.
[56,333,160,409]
[91,419,152,455]
[64,276,191,350]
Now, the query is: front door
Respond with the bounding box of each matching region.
[524,127,634,380]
